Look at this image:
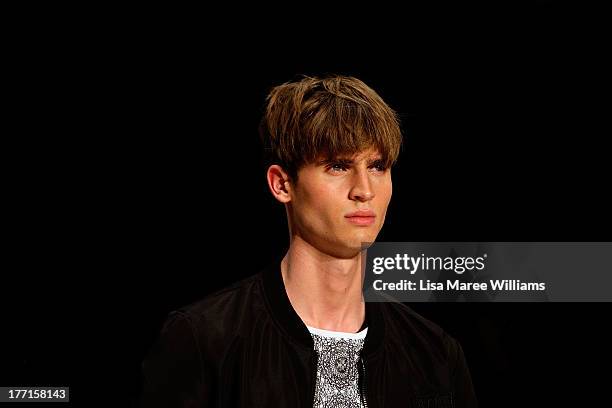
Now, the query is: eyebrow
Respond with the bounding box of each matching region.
[317,156,384,166]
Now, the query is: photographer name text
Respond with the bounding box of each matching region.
[372,279,546,291]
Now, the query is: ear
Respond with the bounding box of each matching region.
[266,165,292,203]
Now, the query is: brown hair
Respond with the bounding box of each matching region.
[259,75,402,181]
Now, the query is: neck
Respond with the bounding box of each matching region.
[281,236,366,333]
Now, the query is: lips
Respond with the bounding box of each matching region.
[345,210,376,226]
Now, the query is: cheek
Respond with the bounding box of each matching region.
[376,180,393,213]
[385,181,392,204]
[313,185,341,215]
[298,182,343,221]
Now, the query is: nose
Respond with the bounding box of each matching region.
[349,169,375,202]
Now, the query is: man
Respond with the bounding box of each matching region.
[139,75,477,407]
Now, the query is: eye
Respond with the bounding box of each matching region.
[370,161,388,172]
[328,162,349,172]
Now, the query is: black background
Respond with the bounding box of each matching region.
[3,2,611,407]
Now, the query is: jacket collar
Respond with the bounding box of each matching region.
[260,256,385,357]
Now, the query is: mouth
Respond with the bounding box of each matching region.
[345,210,376,226]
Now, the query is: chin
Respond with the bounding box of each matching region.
[353,231,379,244]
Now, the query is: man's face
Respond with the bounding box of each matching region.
[288,148,392,259]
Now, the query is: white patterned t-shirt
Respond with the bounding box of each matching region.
[307,325,368,408]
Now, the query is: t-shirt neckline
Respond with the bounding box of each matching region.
[306,325,368,340]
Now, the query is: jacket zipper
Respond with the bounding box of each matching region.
[360,356,369,408]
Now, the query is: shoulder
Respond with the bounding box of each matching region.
[176,273,263,334]
[140,275,264,406]
[157,273,265,357]
[179,273,262,317]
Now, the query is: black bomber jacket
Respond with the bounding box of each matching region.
[139,260,478,407]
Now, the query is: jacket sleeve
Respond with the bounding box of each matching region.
[446,335,478,408]
[138,311,213,408]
